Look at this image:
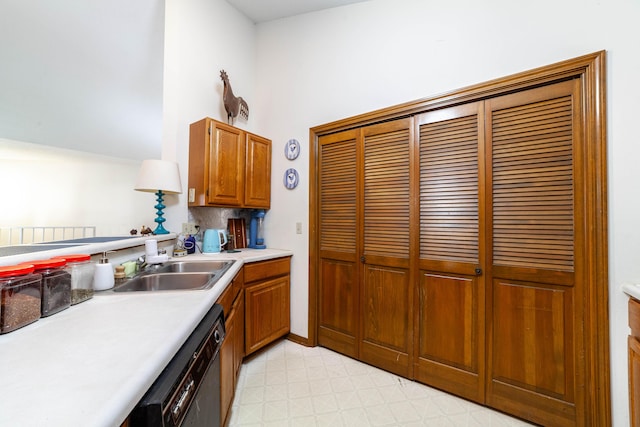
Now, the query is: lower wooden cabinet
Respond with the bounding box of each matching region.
[218,257,291,425]
[219,270,244,427]
[244,257,291,356]
[630,298,640,427]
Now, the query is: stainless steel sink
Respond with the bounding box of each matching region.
[151,260,233,273]
[113,260,235,292]
[114,272,216,292]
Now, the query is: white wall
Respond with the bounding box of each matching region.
[0,0,164,160]
[244,0,637,425]
[162,0,257,233]
[0,139,155,236]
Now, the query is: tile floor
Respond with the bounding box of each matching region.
[228,340,536,426]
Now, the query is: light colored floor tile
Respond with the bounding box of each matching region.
[229,340,536,427]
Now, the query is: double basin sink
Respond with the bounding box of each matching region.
[113,260,234,292]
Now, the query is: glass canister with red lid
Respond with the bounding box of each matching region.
[0,264,42,334]
[52,254,94,305]
[31,258,72,317]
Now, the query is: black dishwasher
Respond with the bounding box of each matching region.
[130,303,225,427]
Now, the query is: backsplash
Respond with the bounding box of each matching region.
[187,207,251,241]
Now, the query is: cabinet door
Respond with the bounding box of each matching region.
[234,292,245,378]
[415,102,485,402]
[220,303,236,426]
[631,336,640,427]
[245,276,290,355]
[208,121,245,206]
[317,130,360,358]
[359,119,414,378]
[244,133,271,209]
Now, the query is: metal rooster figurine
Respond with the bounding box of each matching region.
[220,70,249,125]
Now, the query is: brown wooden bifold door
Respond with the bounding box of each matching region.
[359,118,414,377]
[414,102,486,403]
[485,79,581,427]
[317,129,360,358]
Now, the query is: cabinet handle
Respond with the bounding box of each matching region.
[360,256,366,263]
[475,267,483,276]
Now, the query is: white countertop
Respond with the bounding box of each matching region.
[622,282,640,301]
[0,247,292,427]
[0,234,178,267]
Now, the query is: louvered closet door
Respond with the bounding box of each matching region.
[317,130,360,358]
[415,102,486,403]
[359,118,414,377]
[485,79,581,427]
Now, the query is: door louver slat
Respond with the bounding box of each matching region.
[364,130,410,258]
[420,115,479,264]
[320,140,357,253]
[492,97,574,271]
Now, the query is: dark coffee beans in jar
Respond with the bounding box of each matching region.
[0,264,42,334]
[52,254,94,305]
[31,259,72,317]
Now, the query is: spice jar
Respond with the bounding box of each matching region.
[52,254,94,305]
[31,258,72,317]
[0,264,42,334]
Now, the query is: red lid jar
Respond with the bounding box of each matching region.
[31,258,72,317]
[51,255,94,305]
[0,264,42,334]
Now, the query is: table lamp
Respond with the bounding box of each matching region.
[134,159,182,235]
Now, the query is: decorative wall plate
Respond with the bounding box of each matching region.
[284,168,299,189]
[285,138,300,160]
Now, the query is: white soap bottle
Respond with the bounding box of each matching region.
[93,252,115,291]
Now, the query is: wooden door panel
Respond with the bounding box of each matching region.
[360,119,413,376]
[220,304,236,426]
[318,258,358,358]
[318,130,359,357]
[418,273,477,370]
[362,122,411,261]
[629,336,640,427]
[360,265,410,377]
[208,123,244,205]
[244,133,271,208]
[244,276,290,355]
[486,80,580,426]
[490,280,577,427]
[415,102,485,402]
[415,271,481,402]
[362,267,410,346]
[492,280,574,398]
[418,103,482,266]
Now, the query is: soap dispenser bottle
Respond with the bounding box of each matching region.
[93,252,115,291]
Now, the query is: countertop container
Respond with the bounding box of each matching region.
[53,254,94,305]
[31,258,72,317]
[0,264,42,334]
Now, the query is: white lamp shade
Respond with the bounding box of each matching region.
[135,159,182,194]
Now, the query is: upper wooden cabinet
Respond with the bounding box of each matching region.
[188,118,271,209]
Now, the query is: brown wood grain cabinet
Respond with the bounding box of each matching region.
[188,118,271,209]
[310,52,610,426]
[244,257,291,356]
[630,298,640,427]
[218,270,244,427]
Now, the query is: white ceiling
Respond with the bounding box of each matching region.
[227,0,370,23]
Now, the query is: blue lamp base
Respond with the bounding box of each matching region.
[152,190,170,234]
